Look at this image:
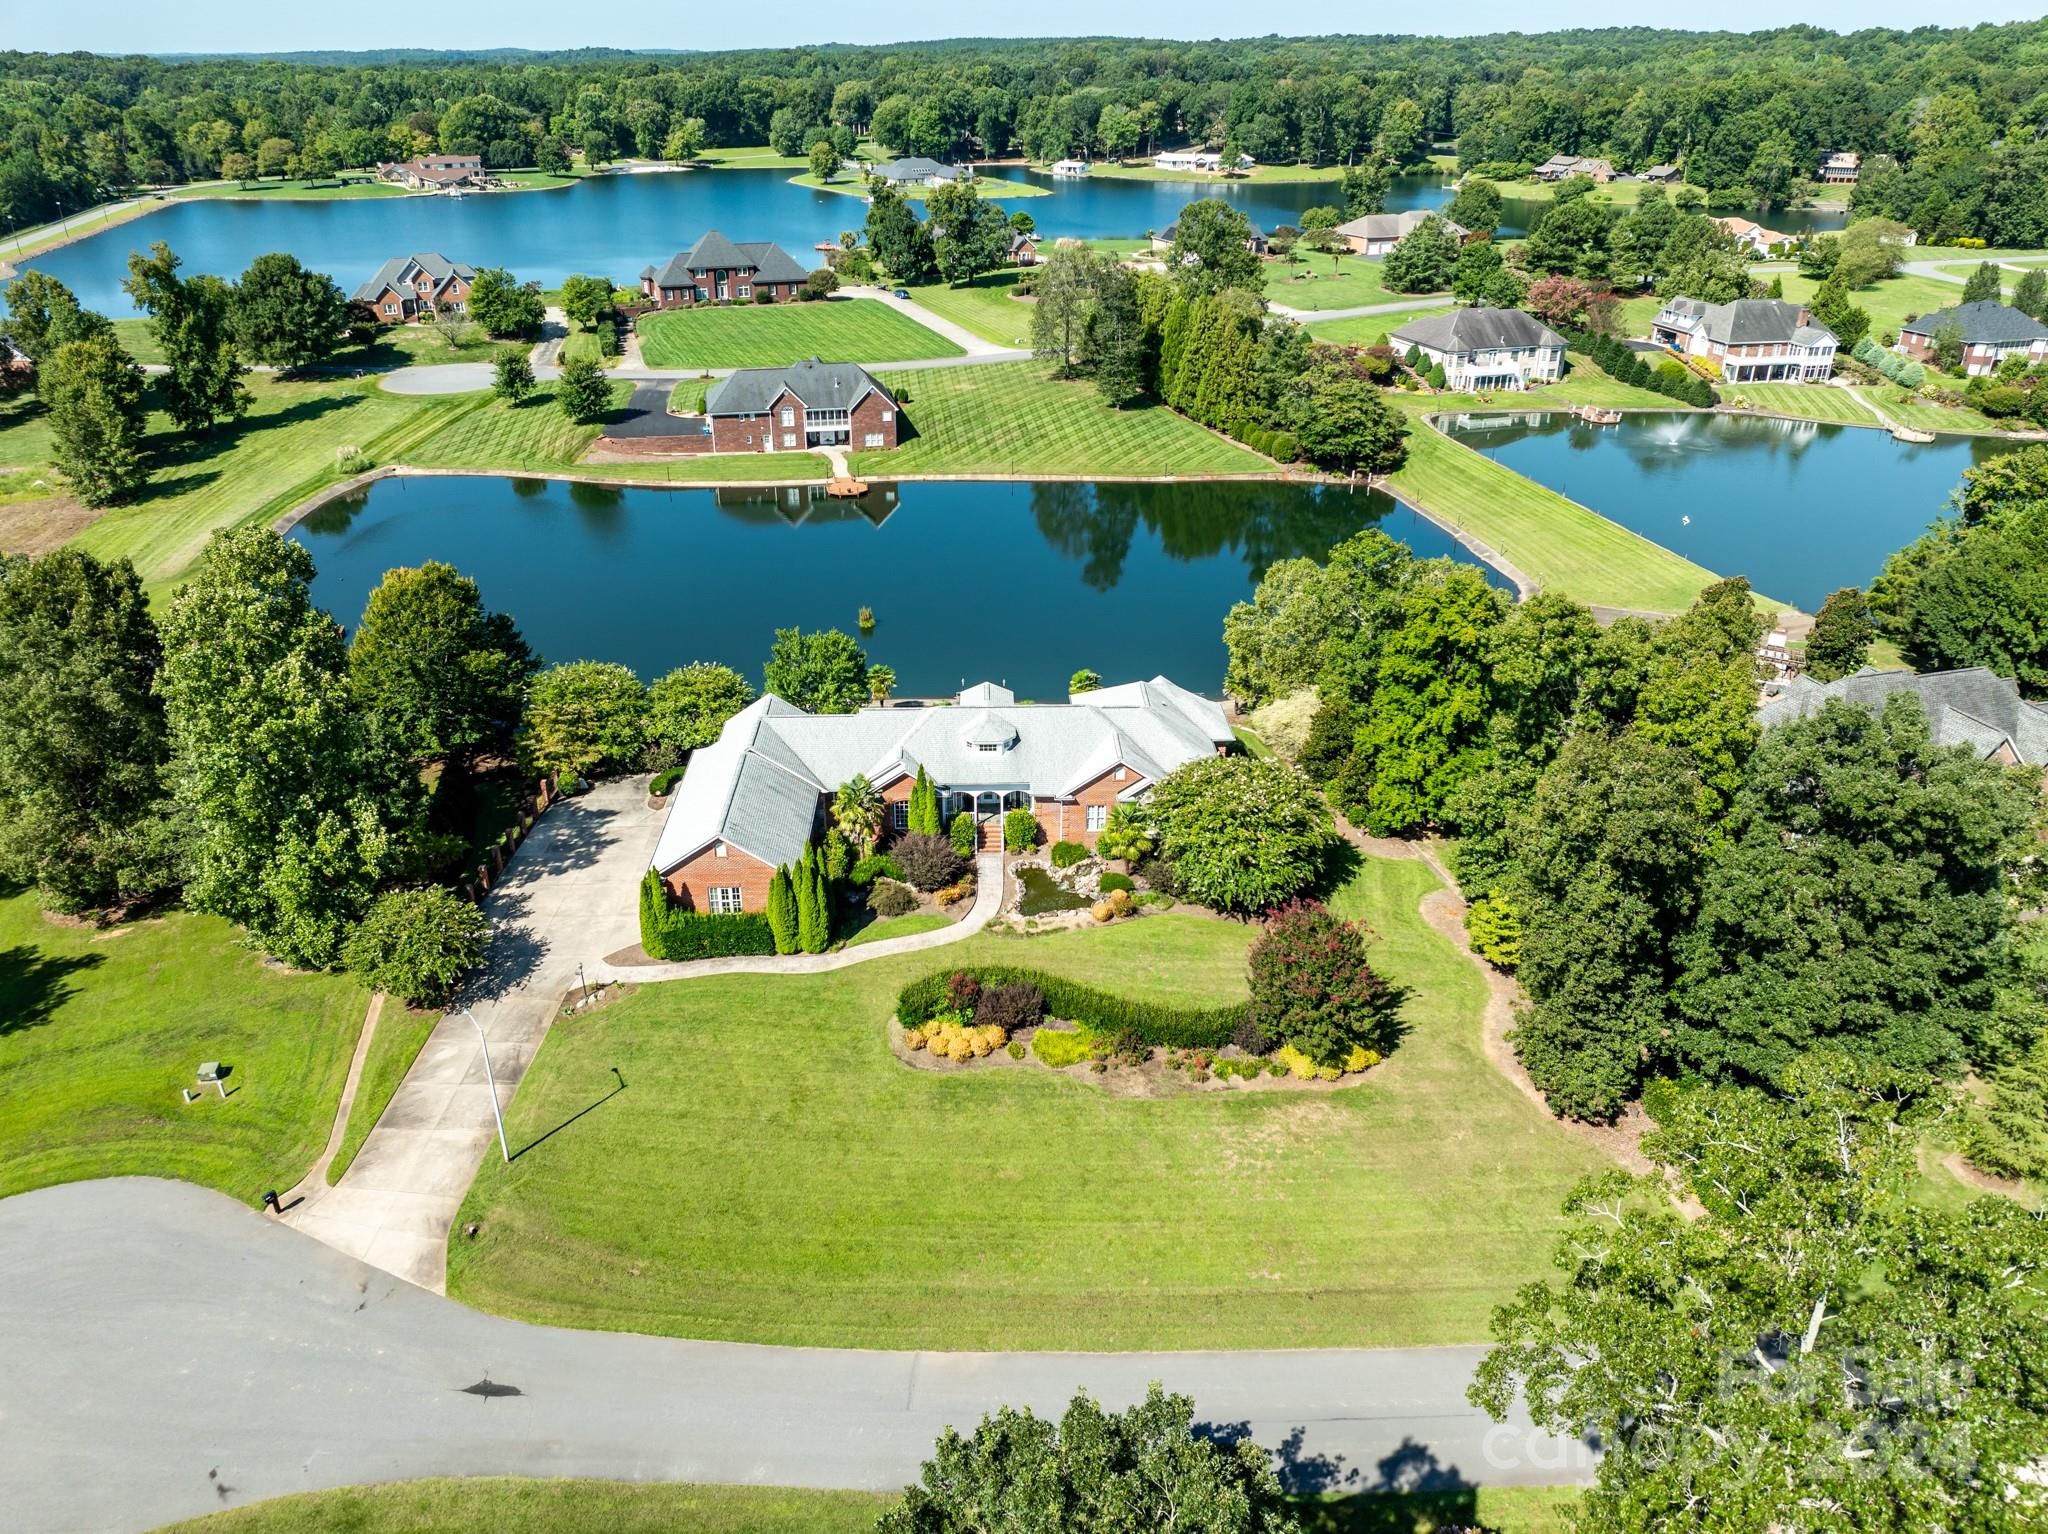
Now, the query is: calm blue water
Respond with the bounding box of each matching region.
[1438,411,2011,611]
[289,475,1508,696]
[21,169,1456,315]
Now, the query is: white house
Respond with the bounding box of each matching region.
[1713,216,1795,257]
[1650,297,1837,382]
[1153,149,1227,172]
[871,157,968,188]
[1050,158,1090,177]
[1390,308,1566,391]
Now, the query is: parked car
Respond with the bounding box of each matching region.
[892,288,911,299]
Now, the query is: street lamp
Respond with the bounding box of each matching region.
[461,1007,511,1164]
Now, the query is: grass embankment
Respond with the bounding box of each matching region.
[170,177,410,202]
[446,854,1609,1350]
[1263,255,1428,312]
[1723,381,1878,425]
[901,269,1036,347]
[324,1006,440,1185]
[790,169,1051,199]
[0,886,369,1204]
[153,1478,1580,1534]
[0,196,171,261]
[637,299,964,369]
[1384,394,1722,613]
[848,362,1271,479]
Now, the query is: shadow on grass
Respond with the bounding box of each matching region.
[1200,1424,1504,1533]
[0,940,103,1037]
[511,1069,626,1161]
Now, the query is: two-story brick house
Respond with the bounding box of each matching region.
[1898,301,2048,376]
[651,678,1234,912]
[351,253,477,322]
[1650,297,1838,382]
[638,232,811,307]
[702,358,900,453]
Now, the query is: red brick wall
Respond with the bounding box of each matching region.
[1030,764,1135,849]
[663,842,780,912]
[850,388,899,450]
[710,398,803,453]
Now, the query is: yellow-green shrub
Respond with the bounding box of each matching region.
[904,1027,927,1050]
[1276,1043,1320,1079]
[1033,1027,1097,1067]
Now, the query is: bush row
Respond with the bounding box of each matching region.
[1242,427,1299,462]
[638,869,776,959]
[1569,328,1718,408]
[897,964,1245,1049]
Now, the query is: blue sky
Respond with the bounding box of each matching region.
[7,3,2039,55]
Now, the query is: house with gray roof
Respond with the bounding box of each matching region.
[652,678,1233,912]
[871,157,968,188]
[700,357,900,453]
[1331,208,1468,257]
[1758,666,2048,768]
[1898,301,2048,377]
[638,232,812,307]
[351,253,476,322]
[1650,297,1837,382]
[1390,307,1566,391]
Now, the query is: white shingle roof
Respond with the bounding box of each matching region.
[1758,666,2048,765]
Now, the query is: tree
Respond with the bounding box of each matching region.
[1380,215,1460,293]
[1803,586,1874,681]
[230,252,347,372]
[558,274,614,329]
[1068,669,1103,693]
[2,270,112,371]
[906,763,940,835]
[926,177,1007,288]
[867,663,897,705]
[555,355,611,422]
[763,627,869,714]
[881,1383,1301,1534]
[256,137,295,179]
[1095,801,1155,864]
[348,562,534,771]
[1141,756,1334,915]
[0,548,179,912]
[1248,900,1390,1066]
[343,887,488,1006]
[157,527,418,968]
[220,151,253,185]
[42,333,149,507]
[766,865,798,953]
[1167,199,1261,296]
[1084,262,1148,406]
[1338,157,1393,218]
[1030,245,1102,375]
[1374,97,1428,166]
[1522,192,1612,279]
[1280,346,1408,475]
[807,138,841,184]
[863,181,936,282]
[660,118,704,164]
[1444,177,1503,239]
[1961,260,2003,304]
[519,661,647,781]
[1451,238,1522,307]
[1904,500,2048,689]
[1810,268,1870,353]
[1834,218,1909,287]
[831,774,885,855]
[1224,529,1414,706]
[646,663,754,752]
[2014,266,2048,320]
[535,135,571,174]
[491,352,535,404]
[1472,1063,2048,1534]
[122,242,246,433]
[466,267,544,338]
[794,845,828,952]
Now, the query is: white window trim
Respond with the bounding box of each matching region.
[1085,804,1108,831]
[709,885,744,914]
[892,800,909,829]
[738,284,752,298]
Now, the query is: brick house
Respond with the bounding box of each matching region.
[1760,666,2048,767]
[702,358,899,453]
[638,232,811,308]
[351,253,476,322]
[376,154,484,190]
[1533,154,1616,182]
[1331,208,1469,257]
[1650,297,1838,382]
[651,678,1234,912]
[1712,216,1795,256]
[1898,301,2048,376]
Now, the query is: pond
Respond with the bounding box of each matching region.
[1436,410,2012,612]
[1014,866,1092,916]
[288,474,1510,698]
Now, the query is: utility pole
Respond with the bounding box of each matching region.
[462,1009,511,1164]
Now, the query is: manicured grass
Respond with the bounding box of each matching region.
[325,1005,440,1185]
[446,855,1609,1349]
[0,196,172,260]
[1233,725,1273,758]
[1535,362,1688,410]
[1384,395,1724,613]
[374,383,630,474]
[901,269,1036,347]
[591,453,830,483]
[171,176,409,201]
[848,362,1270,479]
[843,912,953,947]
[637,299,964,370]
[1875,390,2011,437]
[1087,160,1350,184]
[1306,306,1456,346]
[1773,271,1979,343]
[0,886,370,1205]
[153,1478,1580,1534]
[1264,254,1424,312]
[354,325,524,369]
[558,329,606,364]
[1722,381,1876,426]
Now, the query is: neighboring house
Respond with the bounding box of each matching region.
[1152,221,1270,256]
[1390,307,1566,391]
[871,156,967,187]
[351,253,476,322]
[1154,149,1227,172]
[1818,152,1861,184]
[1533,154,1615,182]
[376,154,484,190]
[1714,216,1796,256]
[650,678,1234,911]
[1331,208,1469,257]
[701,357,899,454]
[0,335,30,373]
[1898,300,2048,376]
[1050,158,1090,177]
[1759,666,2048,767]
[1640,163,1681,183]
[1006,229,1042,265]
[638,231,811,307]
[1650,297,1838,382]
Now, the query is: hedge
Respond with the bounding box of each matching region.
[896,964,1244,1049]
[639,869,776,959]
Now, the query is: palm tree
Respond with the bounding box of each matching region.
[868,664,897,706]
[832,773,885,854]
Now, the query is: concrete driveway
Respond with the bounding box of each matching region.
[285,777,664,1291]
[0,1178,1593,1534]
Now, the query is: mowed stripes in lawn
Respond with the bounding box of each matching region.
[637,299,964,369]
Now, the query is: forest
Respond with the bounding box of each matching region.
[6,22,2048,242]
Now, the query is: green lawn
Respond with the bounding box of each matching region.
[592,452,831,483]
[637,299,964,370]
[1264,254,1426,312]
[843,912,954,947]
[849,363,1271,479]
[790,169,1050,199]
[1534,361,1688,410]
[1874,389,2011,436]
[1722,381,1876,425]
[901,270,1036,347]
[446,854,1609,1350]
[1306,306,1456,346]
[1384,395,1726,613]
[0,886,370,1204]
[1773,270,1981,342]
[558,329,606,364]
[1087,160,1351,185]
[153,1478,1580,1534]
[171,176,410,202]
[325,1004,440,1185]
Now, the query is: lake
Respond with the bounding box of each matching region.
[1436,410,2010,612]
[289,474,1509,697]
[16,166,1848,315]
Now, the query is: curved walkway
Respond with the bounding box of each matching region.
[0,1178,1592,1534]
[595,851,1003,983]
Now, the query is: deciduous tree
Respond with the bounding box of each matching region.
[763,627,869,714]
[1141,755,1334,915]
[519,661,647,781]
[232,252,348,372]
[646,662,754,752]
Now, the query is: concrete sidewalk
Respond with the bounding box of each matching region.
[284,777,664,1292]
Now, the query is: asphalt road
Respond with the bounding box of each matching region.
[1,1179,1594,1533]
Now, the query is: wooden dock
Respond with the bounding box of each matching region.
[825,476,870,498]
